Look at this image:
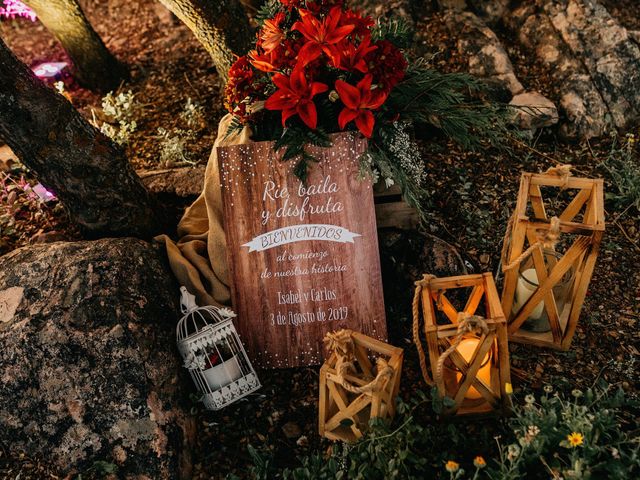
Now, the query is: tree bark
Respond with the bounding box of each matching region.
[157,0,252,85]
[0,37,161,238]
[22,0,126,92]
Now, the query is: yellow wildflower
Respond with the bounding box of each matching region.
[473,456,486,468]
[445,460,460,473]
[505,383,513,395]
[567,432,584,447]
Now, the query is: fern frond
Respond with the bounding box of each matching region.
[372,17,413,48]
[224,115,245,140]
[255,0,281,25]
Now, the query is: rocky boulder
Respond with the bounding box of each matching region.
[504,0,640,139]
[510,91,560,130]
[0,238,195,479]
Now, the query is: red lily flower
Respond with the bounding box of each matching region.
[249,48,280,72]
[335,75,388,138]
[293,6,355,66]
[265,66,328,129]
[330,37,377,73]
[341,9,375,38]
[259,12,286,53]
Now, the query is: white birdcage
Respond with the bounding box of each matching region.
[176,286,261,410]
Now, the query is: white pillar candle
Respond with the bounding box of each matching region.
[514,268,545,320]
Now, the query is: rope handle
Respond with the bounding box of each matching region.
[324,329,394,395]
[501,215,561,272]
[500,164,572,273]
[412,274,436,386]
[336,357,394,394]
[434,312,489,396]
[412,276,491,393]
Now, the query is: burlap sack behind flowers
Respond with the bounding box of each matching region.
[155,114,252,307]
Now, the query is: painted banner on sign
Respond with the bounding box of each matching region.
[243,224,361,252]
[218,132,387,368]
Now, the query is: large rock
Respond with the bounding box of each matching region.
[544,0,640,130]
[443,10,525,95]
[505,0,640,139]
[0,238,195,479]
[138,166,205,198]
[510,91,560,130]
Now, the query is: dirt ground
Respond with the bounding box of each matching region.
[0,0,638,478]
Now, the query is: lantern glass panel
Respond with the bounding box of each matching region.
[514,249,576,333]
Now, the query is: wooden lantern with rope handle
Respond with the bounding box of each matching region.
[500,166,605,350]
[319,329,403,442]
[413,273,512,415]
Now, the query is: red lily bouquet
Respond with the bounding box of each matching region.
[225,0,510,217]
[226,1,406,137]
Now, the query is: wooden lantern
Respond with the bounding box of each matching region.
[319,329,403,442]
[500,170,605,350]
[413,273,511,415]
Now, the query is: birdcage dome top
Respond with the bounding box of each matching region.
[176,286,237,341]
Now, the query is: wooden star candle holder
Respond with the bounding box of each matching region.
[319,330,403,442]
[500,171,605,350]
[413,273,511,415]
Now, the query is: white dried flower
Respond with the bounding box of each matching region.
[387,122,427,186]
[507,444,520,460]
[181,97,206,128]
[218,307,237,318]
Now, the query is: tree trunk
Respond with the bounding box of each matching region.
[157,0,252,85]
[22,0,126,92]
[0,37,161,238]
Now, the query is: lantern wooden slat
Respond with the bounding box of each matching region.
[413,273,512,416]
[319,331,403,442]
[501,172,605,350]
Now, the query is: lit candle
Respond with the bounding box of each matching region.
[514,268,544,319]
[455,338,491,400]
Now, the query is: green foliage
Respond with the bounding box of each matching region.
[225,115,245,140]
[600,132,640,213]
[386,60,514,151]
[372,17,414,49]
[273,124,332,182]
[240,385,639,480]
[242,393,434,480]
[74,460,118,479]
[90,461,118,475]
[489,385,640,480]
[255,0,281,25]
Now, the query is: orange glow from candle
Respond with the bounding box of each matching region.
[455,338,491,400]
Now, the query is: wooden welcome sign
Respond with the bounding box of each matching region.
[218,132,387,368]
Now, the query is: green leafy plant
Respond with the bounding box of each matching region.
[600,132,640,214]
[238,385,638,480]
[488,385,640,480]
